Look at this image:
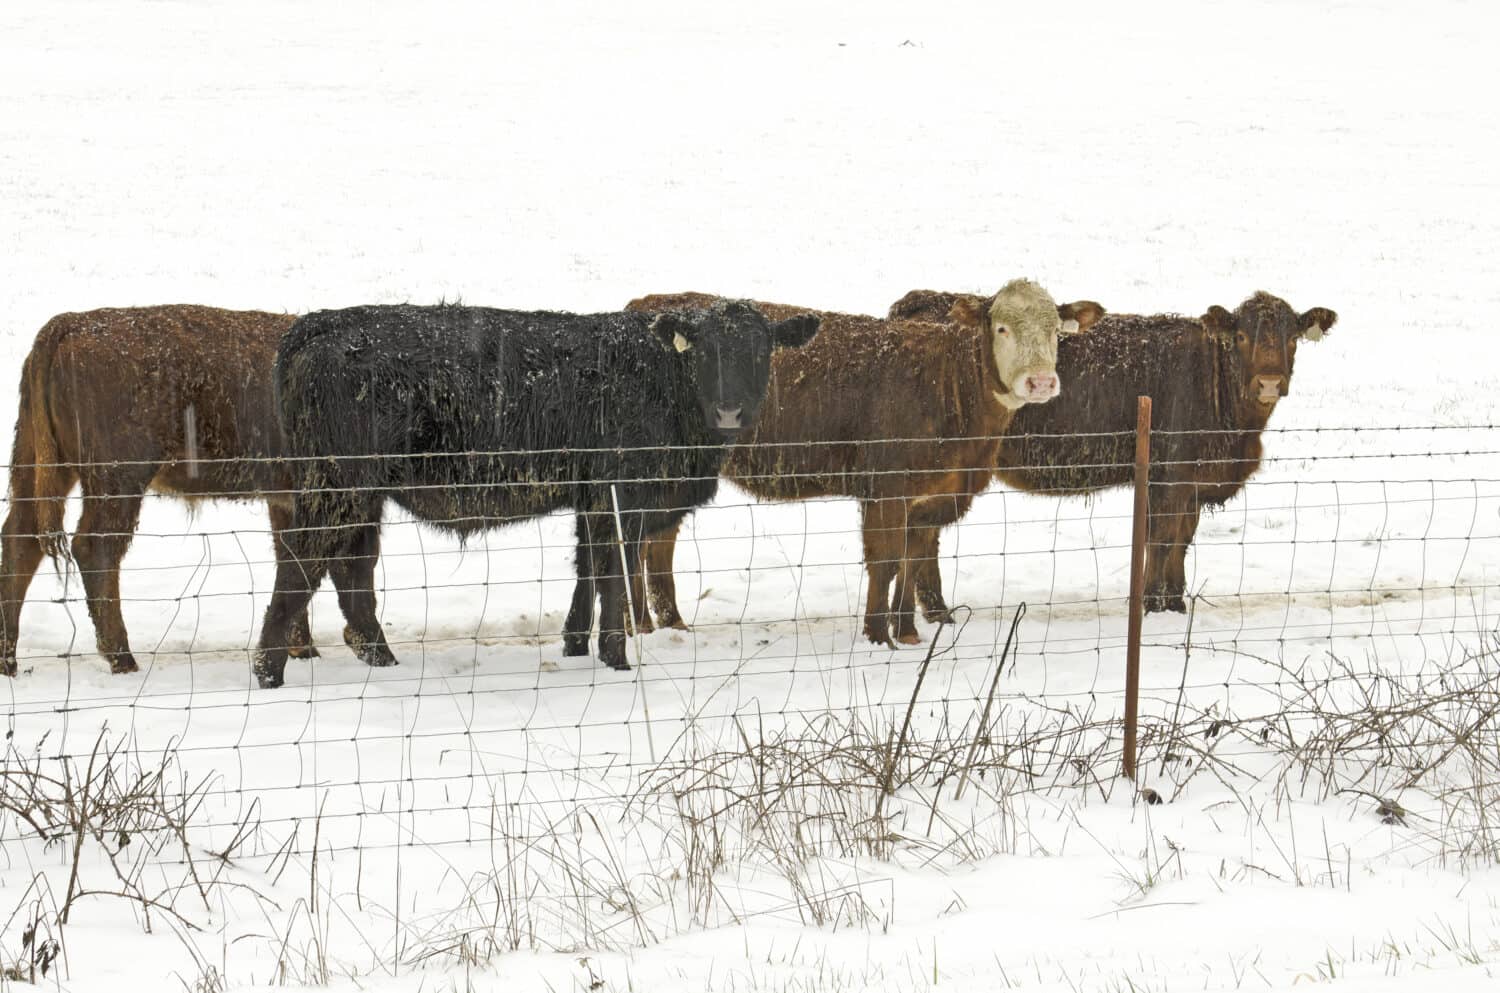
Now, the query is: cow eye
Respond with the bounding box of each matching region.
[996,324,1010,335]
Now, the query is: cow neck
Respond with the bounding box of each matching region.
[1208,332,1265,434]
[970,322,1017,413]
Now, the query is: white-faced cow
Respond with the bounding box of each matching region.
[888,289,1336,616]
[620,280,1098,646]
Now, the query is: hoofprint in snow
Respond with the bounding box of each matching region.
[2,1,1499,991]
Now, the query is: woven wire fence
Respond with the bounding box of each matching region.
[0,421,1497,963]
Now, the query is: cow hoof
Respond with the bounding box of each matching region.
[656,609,689,631]
[253,652,286,690]
[864,626,894,649]
[108,653,140,675]
[343,626,398,667]
[1144,594,1187,614]
[561,633,590,657]
[896,631,923,646]
[288,618,318,658]
[357,645,399,668]
[626,614,654,636]
[921,606,953,625]
[599,633,630,671]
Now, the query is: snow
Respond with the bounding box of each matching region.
[3,0,1500,990]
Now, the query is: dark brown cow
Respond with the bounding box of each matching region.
[623,282,1100,645]
[889,289,1336,615]
[1,306,318,675]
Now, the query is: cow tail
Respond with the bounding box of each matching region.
[9,320,74,562]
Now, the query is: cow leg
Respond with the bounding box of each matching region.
[565,512,632,670]
[254,494,338,689]
[0,470,75,676]
[1159,490,1203,613]
[1144,485,1194,614]
[891,525,942,644]
[891,562,921,645]
[644,524,689,631]
[625,538,652,636]
[597,534,637,671]
[0,525,45,677]
[267,500,319,660]
[859,498,907,647]
[71,482,150,675]
[905,488,977,627]
[326,506,395,668]
[563,514,600,657]
[563,577,594,656]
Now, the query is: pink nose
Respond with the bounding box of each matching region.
[1023,373,1060,398]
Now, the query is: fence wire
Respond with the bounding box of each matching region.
[0,422,1496,864]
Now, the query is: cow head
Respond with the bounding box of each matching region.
[948,280,1104,409]
[650,301,820,435]
[1202,292,1337,405]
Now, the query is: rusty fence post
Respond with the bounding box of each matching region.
[1123,395,1151,781]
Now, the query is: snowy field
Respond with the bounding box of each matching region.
[3,1,1500,990]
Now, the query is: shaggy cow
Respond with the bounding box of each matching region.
[888,289,1336,615]
[621,280,1098,646]
[252,301,819,687]
[1,306,318,676]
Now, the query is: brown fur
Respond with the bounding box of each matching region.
[1,305,318,675]
[623,290,1082,646]
[890,289,1336,612]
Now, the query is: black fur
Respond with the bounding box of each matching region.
[253,301,817,686]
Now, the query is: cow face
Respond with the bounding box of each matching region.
[1202,293,1337,405]
[950,280,1103,409]
[650,301,820,435]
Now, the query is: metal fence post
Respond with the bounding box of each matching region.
[1123,395,1151,781]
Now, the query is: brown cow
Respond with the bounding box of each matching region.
[621,281,1101,645]
[1,306,318,675]
[888,289,1336,615]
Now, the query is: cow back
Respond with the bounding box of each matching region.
[33,305,295,497]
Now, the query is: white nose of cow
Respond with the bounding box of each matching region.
[714,404,744,431]
[1021,373,1060,402]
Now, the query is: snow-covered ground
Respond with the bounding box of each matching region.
[2,1,1499,990]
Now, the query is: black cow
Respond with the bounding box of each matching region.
[252,301,819,687]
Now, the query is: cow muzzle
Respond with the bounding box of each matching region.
[1254,375,1287,404]
[1017,372,1061,404]
[713,404,745,432]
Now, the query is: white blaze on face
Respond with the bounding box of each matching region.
[987,279,1062,406]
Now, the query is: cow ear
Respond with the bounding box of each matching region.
[650,312,697,353]
[770,313,820,349]
[1300,306,1337,341]
[889,290,954,322]
[1201,305,1236,341]
[1058,300,1105,334]
[948,294,992,330]
[888,290,929,321]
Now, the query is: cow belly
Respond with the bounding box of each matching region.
[391,483,570,534]
[151,461,287,501]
